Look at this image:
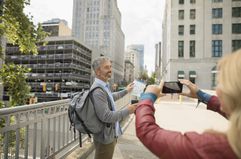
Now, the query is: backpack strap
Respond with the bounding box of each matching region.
[89,86,113,110]
[89,86,113,127]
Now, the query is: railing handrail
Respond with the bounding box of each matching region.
[0,99,70,115]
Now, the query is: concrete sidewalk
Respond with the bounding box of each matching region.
[86,99,228,159]
[86,114,158,159]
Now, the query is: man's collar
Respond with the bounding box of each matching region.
[95,78,108,87]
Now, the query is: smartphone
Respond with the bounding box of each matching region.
[131,99,139,104]
[162,81,183,94]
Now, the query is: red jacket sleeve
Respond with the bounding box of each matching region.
[135,99,236,159]
[207,96,227,118]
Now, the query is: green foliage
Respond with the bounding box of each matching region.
[138,71,149,81]
[0,64,31,106]
[0,0,47,57]
[146,72,156,85]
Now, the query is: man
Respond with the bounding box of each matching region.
[91,57,136,159]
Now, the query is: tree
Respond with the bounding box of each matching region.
[0,0,47,151]
[0,0,47,57]
[0,0,47,106]
[0,64,31,106]
[138,71,149,82]
[147,72,156,85]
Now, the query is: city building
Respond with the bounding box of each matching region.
[162,0,241,89]
[155,42,162,81]
[125,48,140,79]
[72,0,125,84]
[124,60,134,84]
[5,36,92,102]
[127,45,144,72]
[42,18,71,37]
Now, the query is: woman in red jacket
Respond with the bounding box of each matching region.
[135,50,241,159]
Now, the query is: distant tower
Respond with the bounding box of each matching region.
[72,0,125,84]
[155,42,162,80]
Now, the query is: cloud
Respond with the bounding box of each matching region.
[26,0,165,73]
[25,0,73,27]
[118,0,165,73]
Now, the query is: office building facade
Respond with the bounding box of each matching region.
[127,45,144,72]
[42,18,71,37]
[72,0,125,84]
[162,0,241,89]
[124,60,134,83]
[125,48,140,79]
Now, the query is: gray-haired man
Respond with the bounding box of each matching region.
[91,57,136,159]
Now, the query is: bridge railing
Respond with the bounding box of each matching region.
[0,94,131,159]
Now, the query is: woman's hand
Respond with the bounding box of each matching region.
[145,81,165,98]
[179,79,199,99]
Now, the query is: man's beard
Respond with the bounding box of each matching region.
[106,72,112,78]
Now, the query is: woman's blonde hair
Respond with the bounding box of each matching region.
[217,49,241,158]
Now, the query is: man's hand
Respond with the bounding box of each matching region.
[179,79,199,99]
[126,82,134,93]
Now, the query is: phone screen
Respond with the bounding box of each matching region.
[131,99,139,104]
[162,81,183,94]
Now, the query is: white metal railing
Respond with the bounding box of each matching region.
[0,94,131,159]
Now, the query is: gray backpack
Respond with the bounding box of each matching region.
[68,85,112,146]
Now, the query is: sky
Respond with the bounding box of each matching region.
[25,0,165,73]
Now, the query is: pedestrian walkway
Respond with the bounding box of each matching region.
[86,97,229,159]
[86,114,158,159]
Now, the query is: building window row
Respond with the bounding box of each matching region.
[177,40,241,58]
[178,9,196,20]
[178,40,196,58]
[178,25,196,35]
[179,0,196,4]
[212,0,223,2]
[178,23,241,35]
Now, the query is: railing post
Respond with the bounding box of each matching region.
[40,108,48,159]
[3,116,10,159]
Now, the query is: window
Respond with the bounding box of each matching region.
[179,10,184,20]
[232,23,241,34]
[212,0,223,2]
[190,41,195,57]
[212,24,222,34]
[232,7,241,17]
[190,9,196,19]
[212,40,222,57]
[190,25,195,34]
[232,40,241,51]
[190,0,196,4]
[178,25,184,35]
[178,41,184,57]
[212,8,223,18]
[179,0,184,4]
